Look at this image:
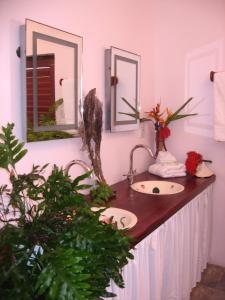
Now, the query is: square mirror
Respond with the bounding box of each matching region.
[20,19,82,142]
[105,47,140,132]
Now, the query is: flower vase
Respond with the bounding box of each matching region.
[155,130,167,158]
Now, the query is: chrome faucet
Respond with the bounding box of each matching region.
[126,144,154,185]
[65,159,93,178]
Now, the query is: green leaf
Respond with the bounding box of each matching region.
[90,182,113,205]
[74,184,92,191]
[168,113,197,122]
[48,98,64,114]
[12,142,25,156]
[173,97,193,115]
[0,123,28,170]
[40,163,49,172]
[9,139,18,148]
[72,170,93,186]
[13,149,28,164]
[166,97,197,124]
[0,133,6,140]
[119,98,154,123]
[119,112,140,119]
[121,97,139,114]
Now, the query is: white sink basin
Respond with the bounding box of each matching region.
[131,180,184,195]
[91,207,137,229]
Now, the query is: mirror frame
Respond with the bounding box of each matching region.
[105,46,140,132]
[20,19,83,141]
[32,31,79,132]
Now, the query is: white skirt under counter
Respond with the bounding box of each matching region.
[105,185,213,300]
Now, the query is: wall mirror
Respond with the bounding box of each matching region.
[21,19,82,142]
[105,47,140,132]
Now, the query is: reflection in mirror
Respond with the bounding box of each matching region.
[105,47,140,132]
[22,19,82,142]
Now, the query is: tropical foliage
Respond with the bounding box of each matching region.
[120,97,197,131]
[0,123,133,300]
[120,97,197,157]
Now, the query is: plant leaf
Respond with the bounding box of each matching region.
[72,170,93,186]
[0,123,27,170]
[168,113,197,122]
[121,97,139,114]
[166,97,196,124]
[119,112,139,119]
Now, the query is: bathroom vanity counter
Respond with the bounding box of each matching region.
[109,172,215,244]
[105,172,215,299]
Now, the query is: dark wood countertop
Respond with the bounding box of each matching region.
[109,172,216,244]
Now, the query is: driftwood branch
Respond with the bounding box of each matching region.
[80,89,106,183]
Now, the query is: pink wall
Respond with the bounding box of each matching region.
[1,0,225,267]
[0,0,154,185]
[151,0,225,266]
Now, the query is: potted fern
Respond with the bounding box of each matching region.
[0,124,133,299]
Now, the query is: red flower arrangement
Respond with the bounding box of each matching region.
[146,101,195,157]
[159,126,171,139]
[146,104,172,140]
[185,151,203,176]
[185,151,212,176]
[120,97,197,157]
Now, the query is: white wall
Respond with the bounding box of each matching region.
[0,0,154,184]
[151,0,225,266]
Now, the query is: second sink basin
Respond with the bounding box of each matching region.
[91,207,137,229]
[131,180,184,195]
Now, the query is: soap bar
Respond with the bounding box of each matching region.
[152,187,160,194]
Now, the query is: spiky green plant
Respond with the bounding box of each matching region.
[119,97,197,124]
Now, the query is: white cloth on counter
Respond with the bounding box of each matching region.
[148,162,186,178]
[148,151,186,178]
[156,151,177,164]
[214,72,225,141]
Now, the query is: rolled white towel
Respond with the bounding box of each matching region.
[156,151,177,164]
[158,161,186,172]
[148,163,186,178]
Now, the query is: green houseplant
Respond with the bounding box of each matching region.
[0,124,133,300]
